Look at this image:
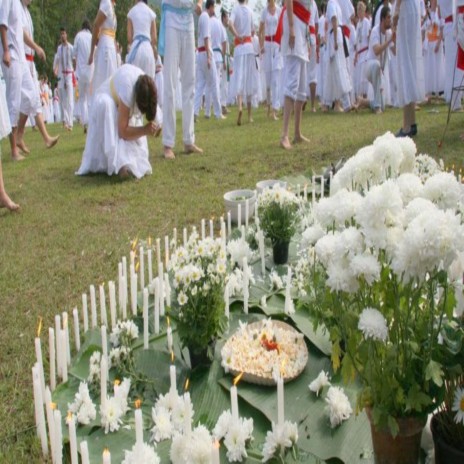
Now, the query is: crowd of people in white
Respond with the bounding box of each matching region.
[0,0,463,202]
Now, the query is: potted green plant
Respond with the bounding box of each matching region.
[257,185,302,265]
[168,232,228,368]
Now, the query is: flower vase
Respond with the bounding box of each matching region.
[367,409,426,464]
[431,413,464,464]
[272,241,290,265]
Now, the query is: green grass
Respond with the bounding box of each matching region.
[0,102,463,462]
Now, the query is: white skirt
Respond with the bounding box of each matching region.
[92,40,118,95]
[76,83,152,179]
[231,53,258,99]
[423,41,445,94]
[129,41,156,79]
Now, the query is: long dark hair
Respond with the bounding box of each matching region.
[135,75,157,121]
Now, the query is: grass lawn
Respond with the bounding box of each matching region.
[0,102,463,462]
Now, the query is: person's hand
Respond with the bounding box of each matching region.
[36,46,46,61]
[145,121,158,136]
[289,27,295,49]
[393,11,399,29]
[2,49,10,67]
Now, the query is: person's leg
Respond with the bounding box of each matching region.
[293,58,309,143]
[403,102,415,133]
[0,147,19,210]
[280,96,294,149]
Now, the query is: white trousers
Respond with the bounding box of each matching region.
[195,52,222,118]
[364,59,384,111]
[221,57,230,106]
[162,25,195,148]
[265,68,282,110]
[205,61,224,117]
[59,75,74,127]
[283,55,308,102]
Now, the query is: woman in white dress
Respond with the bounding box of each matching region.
[88,0,118,94]
[229,0,258,125]
[76,64,158,179]
[422,9,444,98]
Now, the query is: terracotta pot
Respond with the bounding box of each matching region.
[367,409,427,464]
[272,241,290,265]
[431,413,464,464]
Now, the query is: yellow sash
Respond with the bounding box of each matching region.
[110,78,119,107]
[101,28,116,38]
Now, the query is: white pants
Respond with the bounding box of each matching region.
[283,55,308,102]
[264,68,282,110]
[162,25,195,148]
[59,75,74,128]
[77,64,93,126]
[443,23,463,109]
[194,52,222,118]
[205,61,224,117]
[364,59,384,111]
[221,57,230,106]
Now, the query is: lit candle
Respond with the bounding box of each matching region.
[245,199,249,230]
[101,325,108,358]
[165,235,170,268]
[158,263,165,316]
[135,406,144,446]
[147,248,153,284]
[131,270,138,316]
[311,176,316,207]
[55,315,62,378]
[303,184,308,202]
[102,448,111,464]
[99,285,108,327]
[143,289,149,350]
[201,218,206,239]
[156,238,161,267]
[154,278,160,335]
[34,335,46,401]
[183,393,192,436]
[67,413,78,464]
[54,408,62,464]
[139,246,145,290]
[90,285,97,328]
[109,281,116,329]
[100,355,108,409]
[62,312,71,366]
[32,365,48,456]
[258,230,265,276]
[167,326,173,353]
[243,257,249,315]
[49,328,56,391]
[227,211,231,237]
[170,364,177,397]
[60,329,68,382]
[130,250,136,270]
[72,308,81,352]
[237,204,241,229]
[211,439,220,464]
[80,441,90,464]
[45,391,55,459]
[80,294,88,333]
[230,385,239,422]
[164,273,171,307]
[183,227,188,246]
[277,376,284,428]
[210,218,214,238]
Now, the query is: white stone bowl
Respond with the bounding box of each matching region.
[224,189,256,224]
[256,179,288,194]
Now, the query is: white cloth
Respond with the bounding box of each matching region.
[55,43,74,127]
[283,55,308,101]
[281,0,311,62]
[0,67,11,139]
[74,30,93,125]
[337,0,355,26]
[77,64,152,179]
[230,4,254,56]
[0,0,26,63]
[210,16,226,63]
[354,16,370,97]
[423,18,445,94]
[396,0,425,106]
[197,10,210,48]
[53,88,62,122]
[92,0,118,93]
[163,0,195,31]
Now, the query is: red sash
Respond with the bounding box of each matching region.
[274,1,311,45]
[444,14,453,24]
[25,54,34,62]
[309,25,316,35]
[458,7,464,70]
[197,46,207,52]
[357,46,368,54]
[234,36,252,47]
[341,25,351,39]
[265,35,279,42]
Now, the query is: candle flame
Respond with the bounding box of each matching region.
[214,439,220,449]
[171,351,175,363]
[103,448,110,456]
[50,402,57,410]
[280,359,287,377]
[184,378,190,391]
[114,379,121,386]
[131,237,138,251]
[67,411,73,421]
[135,261,140,273]
[167,316,171,327]
[37,317,43,337]
[134,399,142,409]
[233,372,244,386]
[148,236,152,246]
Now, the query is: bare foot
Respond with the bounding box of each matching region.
[16,140,30,154]
[118,166,132,178]
[280,136,292,150]
[46,135,60,149]
[184,144,203,154]
[164,147,176,159]
[237,110,242,126]
[374,108,383,115]
[293,135,310,144]
[0,192,20,211]
[248,117,254,123]
[311,107,316,113]
[459,133,464,141]
[11,152,25,161]
[271,112,279,120]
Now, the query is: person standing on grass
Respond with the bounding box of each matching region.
[220,8,231,115]
[278,0,311,149]
[159,0,203,159]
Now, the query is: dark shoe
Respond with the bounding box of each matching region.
[410,124,417,136]
[396,128,412,138]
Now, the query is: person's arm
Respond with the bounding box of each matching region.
[286,0,295,49]
[118,103,157,140]
[373,31,395,56]
[331,14,338,50]
[88,10,107,65]
[151,18,158,59]
[127,18,133,46]
[0,25,10,67]
[393,0,402,29]
[258,21,265,52]
[195,0,202,16]
[23,30,46,61]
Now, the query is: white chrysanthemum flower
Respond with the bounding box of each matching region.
[413,154,443,182]
[224,419,253,462]
[326,259,359,293]
[397,137,417,173]
[301,224,326,249]
[403,197,436,224]
[171,393,194,433]
[213,410,233,440]
[88,351,102,384]
[151,406,173,442]
[309,371,331,396]
[423,172,462,210]
[262,420,298,462]
[227,238,253,267]
[68,381,97,425]
[452,386,464,425]
[177,291,188,306]
[396,173,424,205]
[373,131,404,178]
[325,386,353,428]
[358,307,388,342]
[349,253,381,285]
[170,432,189,464]
[100,396,124,433]
[313,189,362,228]
[190,425,213,463]
[122,443,160,464]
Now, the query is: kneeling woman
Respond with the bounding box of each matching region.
[76,64,158,179]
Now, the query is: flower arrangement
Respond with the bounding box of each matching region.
[302,133,464,435]
[168,233,228,362]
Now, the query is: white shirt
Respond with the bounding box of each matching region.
[336,0,355,25]
[230,4,254,55]
[0,0,26,63]
[73,29,92,77]
[367,24,391,70]
[21,2,34,57]
[260,5,281,37]
[55,43,74,73]
[127,2,156,39]
[100,0,117,31]
[210,15,226,62]
[356,16,371,62]
[163,0,194,32]
[197,10,210,48]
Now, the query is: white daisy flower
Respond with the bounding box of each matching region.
[358,307,388,342]
[452,386,464,424]
[122,443,160,464]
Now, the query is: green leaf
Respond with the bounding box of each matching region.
[425,360,444,387]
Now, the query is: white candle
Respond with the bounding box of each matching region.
[80,441,90,464]
[62,312,71,366]
[221,220,226,253]
[255,191,259,224]
[211,439,220,464]
[245,199,249,230]
[183,227,188,247]
[173,228,177,248]
[101,325,108,358]
[227,211,231,237]
[258,230,265,276]
[90,285,97,328]
[130,250,135,270]
[55,315,62,378]
[311,176,316,207]
[209,219,214,238]
[224,284,230,320]
[297,183,300,196]
[237,204,241,229]
[49,328,56,391]
[131,271,138,316]
[167,326,173,352]
[67,413,78,464]
[54,408,63,464]
[103,449,111,464]
[165,236,170,268]
[100,355,108,409]
[60,330,68,382]
[183,393,192,436]
[139,246,145,290]
[329,171,333,196]
[230,385,239,422]
[99,284,108,327]
[170,364,177,396]
[156,238,161,267]
[118,262,123,314]
[45,390,55,459]
[143,289,149,349]
[303,184,308,202]
[243,257,249,315]
[147,249,153,284]
[201,218,206,239]
[164,273,171,307]
[72,308,81,352]
[34,337,46,401]
[158,263,165,316]
[154,278,160,335]
[285,267,292,315]
[122,270,128,320]
[320,175,325,198]
[82,293,89,333]
[277,376,284,428]
[109,281,116,329]
[135,407,144,446]
[32,365,48,456]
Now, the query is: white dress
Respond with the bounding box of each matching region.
[76,64,152,179]
[423,17,445,95]
[92,0,118,94]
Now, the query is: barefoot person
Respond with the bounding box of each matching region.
[76,64,158,179]
[278,0,312,149]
